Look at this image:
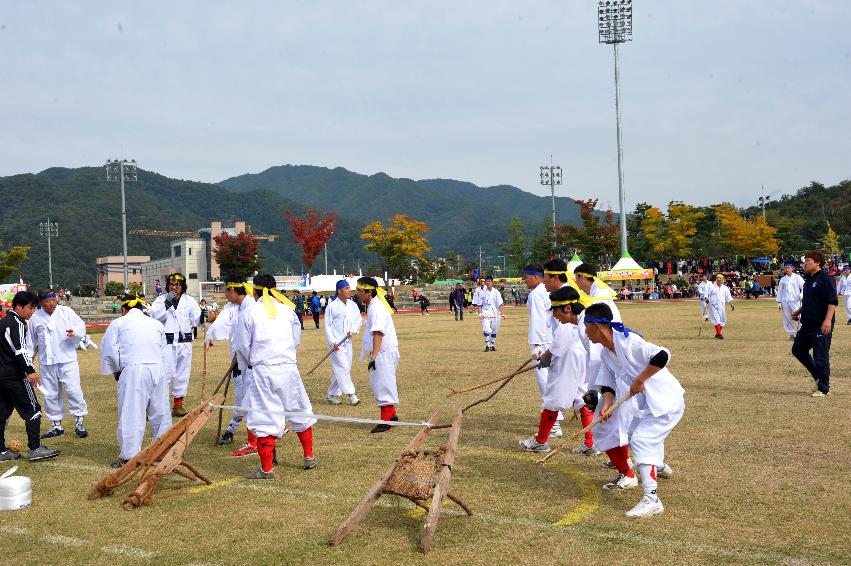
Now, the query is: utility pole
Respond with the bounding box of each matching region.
[758,185,771,220]
[39,218,59,288]
[106,158,138,287]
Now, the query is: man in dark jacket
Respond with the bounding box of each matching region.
[0,291,61,462]
[792,251,838,397]
[451,283,466,321]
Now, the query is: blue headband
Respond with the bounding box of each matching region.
[336,280,350,291]
[40,292,57,300]
[485,276,493,281]
[584,316,642,338]
[523,268,544,276]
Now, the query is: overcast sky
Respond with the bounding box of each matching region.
[1,1,849,210]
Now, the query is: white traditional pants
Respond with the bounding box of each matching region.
[247,363,316,437]
[328,341,356,397]
[40,361,88,422]
[164,342,192,398]
[531,344,563,422]
[845,295,851,320]
[116,364,171,461]
[369,349,399,407]
[481,316,501,346]
[628,399,685,467]
[709,303,727,327]
[699,298,708,318]
[593,381,637,453]
[780,300,801,335]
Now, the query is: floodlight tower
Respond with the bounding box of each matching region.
[39,218,59,288]
[540,162,562,246]
[105,159,138,287]
[598,0,633,258]
[758,185,771,220]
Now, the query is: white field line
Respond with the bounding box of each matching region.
[0,525,156,560]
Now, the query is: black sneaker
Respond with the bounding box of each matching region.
[218,431,234,445]
[490,346,496,351]
[29,445,61,461]
[110,458,129,469]
[75,425,89,438]
[41,427,64,439]
[484,346,490,352]
[370,415,398,434]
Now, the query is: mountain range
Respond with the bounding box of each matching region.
[0,165,580,288]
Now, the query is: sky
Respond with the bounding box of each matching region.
[1,1,849,211]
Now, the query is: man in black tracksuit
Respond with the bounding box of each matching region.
[0,291,60,462]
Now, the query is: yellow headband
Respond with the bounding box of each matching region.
[226,282,254,294]
[574,271,595,279]
[544,270,567,275]
[168,274,186,281]
[255,285,295,318]
[550,299,579,307]
[356,284,393,314]
[121,295,146,308]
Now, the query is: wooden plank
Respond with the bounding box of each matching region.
[419,407,463,553]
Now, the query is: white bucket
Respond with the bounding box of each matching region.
[0,476,32,511]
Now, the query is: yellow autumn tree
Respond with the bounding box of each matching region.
[641,202,704,260]
[360,214,431,275]
[714,204,780,257]
[822,221,841,255]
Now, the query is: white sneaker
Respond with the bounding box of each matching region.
[572,445,601,456]
[348,394,360,406]
[625,495,664,517]
[326,396,341,405]
[657,463,673,479]
[549,424,563,438]
[519,436,550,453]
[602,473,639,491]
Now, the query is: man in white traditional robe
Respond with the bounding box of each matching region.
[706,274,734,339]
[324,280,362,406]
[776,263,805,339]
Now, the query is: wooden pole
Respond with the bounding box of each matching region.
[200,344,208,402]
[420,407,463,553]
[461,365,537,414]
[448,357,534,397]
[305,335,350,377]
[330,410,442,546]
[537,394,632,465]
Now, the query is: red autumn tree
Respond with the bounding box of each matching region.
[213,231,262,278]
[284,209,338,273]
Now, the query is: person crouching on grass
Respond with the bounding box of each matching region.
[519,286,586,453]
[584,303,685,518]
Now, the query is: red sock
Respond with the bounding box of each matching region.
[605,445,634,477]
[380,405,397,421]
[650,465,657,481]
[715,324,722,335]
[246,430,257,446]
[296,428,314,459]
[257,436,276,473]
[579,406,594,448]
[173,396,184,408]
[535,409,559,444]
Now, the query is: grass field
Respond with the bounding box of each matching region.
[1,300,849,565]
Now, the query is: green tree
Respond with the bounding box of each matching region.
[557,199,619,264]
[499,217,526,276]
[528,217,557,264]
[0,242,29,283]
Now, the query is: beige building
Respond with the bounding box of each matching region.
[140,238,207,298]
[96,255,151,293]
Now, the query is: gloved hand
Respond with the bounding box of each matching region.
[532,345,543,360]
[165,290,176,301]
[537,351,553,369]
[113,371,121,382]
[582,389,599,412]
[704,298,710,304]
[332,342,340,352]
[731,304,735,311]
[367,359,376,372]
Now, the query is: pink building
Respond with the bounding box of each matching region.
[96,255,150,292]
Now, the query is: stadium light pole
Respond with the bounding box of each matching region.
[598,0,633,258]
[39,218,59,289]
[106,158,138,288]
[758,185,771,220]
[540,162,562,247]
